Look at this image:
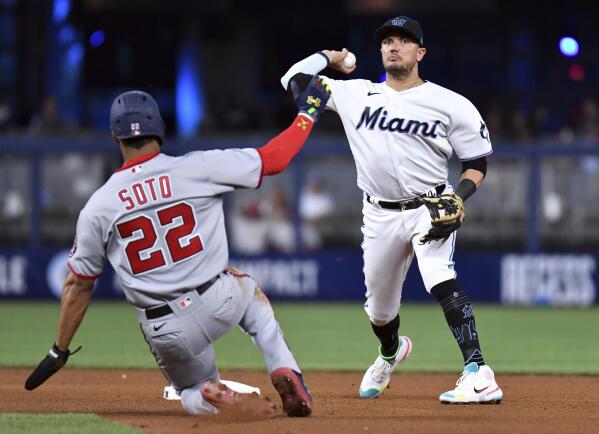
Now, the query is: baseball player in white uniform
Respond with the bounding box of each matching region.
[25,76,332,417]
[281,16,503,404]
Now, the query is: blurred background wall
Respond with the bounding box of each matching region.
[0,0,597,305]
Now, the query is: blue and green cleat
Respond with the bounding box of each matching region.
[358,336,412,399]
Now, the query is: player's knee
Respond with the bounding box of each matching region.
[422,266,457,293]
[180,386,218,415]
[365,301,400,325]
[253,286,272,306]
[430,279,463,301]
[367,311,398,326]
[370,318,389,326]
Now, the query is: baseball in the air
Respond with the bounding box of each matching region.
[343,51,356,68]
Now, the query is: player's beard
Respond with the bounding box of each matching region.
[384,59,416,81]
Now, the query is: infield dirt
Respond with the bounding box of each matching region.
[2,368,598,434]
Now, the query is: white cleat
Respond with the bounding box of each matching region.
[439,362,503,404]
[359,336,412,399]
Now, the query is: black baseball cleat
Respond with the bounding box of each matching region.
[270,368,313,417]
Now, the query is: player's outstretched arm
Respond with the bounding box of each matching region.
[25,272,93,390]
[281,49,355,90]
[258,76,331,177]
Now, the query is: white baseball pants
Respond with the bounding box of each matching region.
[361,188,457,324]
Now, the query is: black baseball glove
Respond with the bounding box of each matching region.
[25,343,81,390]
[419,194,464,244]
[290,75,331,122]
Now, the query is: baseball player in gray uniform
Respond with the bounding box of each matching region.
[25,76,332,417]
[281,16,503,404]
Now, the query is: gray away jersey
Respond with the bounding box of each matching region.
[68,150,262,308]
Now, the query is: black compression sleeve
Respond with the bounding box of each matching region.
[461,157,487,176]
[455,179,477,201]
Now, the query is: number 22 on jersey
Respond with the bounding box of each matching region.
[116,202,203,275]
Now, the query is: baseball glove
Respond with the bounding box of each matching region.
[419,194,464,244]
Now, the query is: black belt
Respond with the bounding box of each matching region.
[366,184,445,211]
[145,275,220,320]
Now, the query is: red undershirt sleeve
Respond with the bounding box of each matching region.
[257,114,314,178]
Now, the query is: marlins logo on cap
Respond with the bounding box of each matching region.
[374,15,424,47]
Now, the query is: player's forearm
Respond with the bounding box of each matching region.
[55,272,94,351]
[460,169,484,189]
[456,156,487,201]
[281,52,329,90]
[257,114,314,176]
[455,169,484,201]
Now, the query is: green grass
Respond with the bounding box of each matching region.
[0,414,142,434]
[1,301,598,374]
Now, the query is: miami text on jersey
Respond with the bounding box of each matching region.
[118,175,173,211]
[356,106,441,138]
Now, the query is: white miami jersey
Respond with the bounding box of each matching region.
[68,149,262,308]
[323,78,493,200]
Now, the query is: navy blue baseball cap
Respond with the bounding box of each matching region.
[375,16,424,47]
[110,90,165,145]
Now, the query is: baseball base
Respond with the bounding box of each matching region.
[163,380,261,400]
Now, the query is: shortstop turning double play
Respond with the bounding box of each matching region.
[281,15,503,404]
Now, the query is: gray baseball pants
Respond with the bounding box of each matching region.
[137,269,300,414]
